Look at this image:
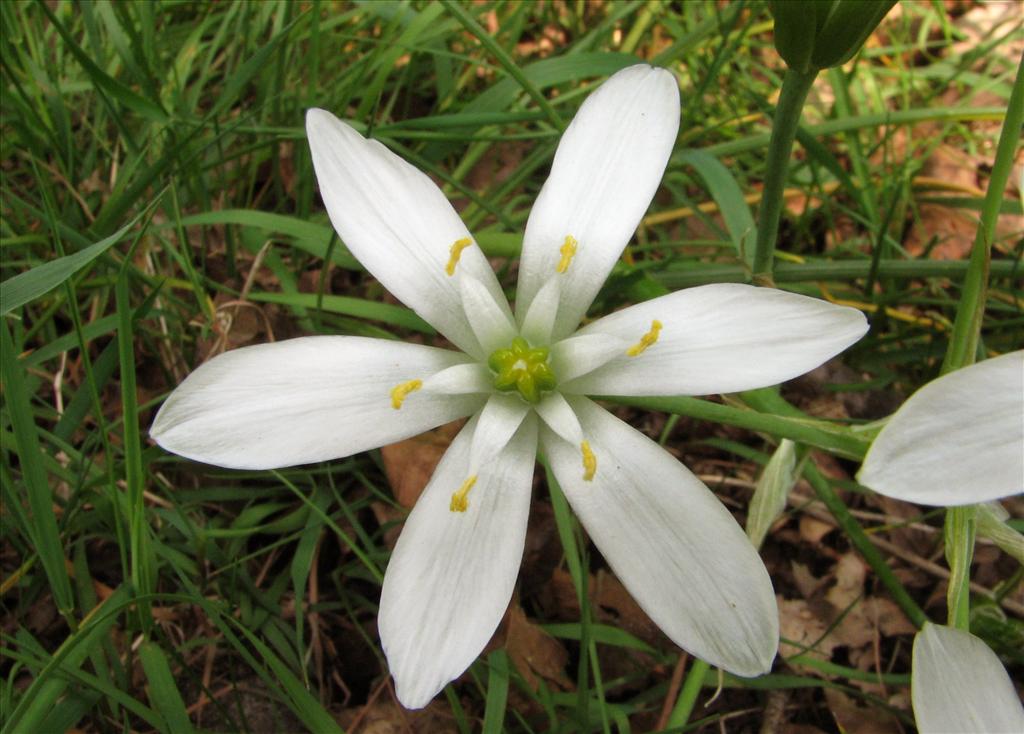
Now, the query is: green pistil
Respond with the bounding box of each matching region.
[487,336,556,403]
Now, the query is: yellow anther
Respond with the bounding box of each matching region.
[450,475,478,513]
[556,235,578,274]
[581,441,597,482]
[445,237,474,276]
[626,320,663,357]
[390,379,422,409]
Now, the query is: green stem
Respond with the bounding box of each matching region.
[604,395,869,460]
[941,52,1024,373]
[666,658,710,728]
[944,506,977,630]
[655,258,1022,288]
[804,462,928,628]
[752,67,818,283]
[703,106,1003,158]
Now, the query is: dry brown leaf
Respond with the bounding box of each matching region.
[905,203,979,260]
[799,515,836,546]
[505,604,572,691]
[826,553,868,611]
[592,570,665,648]
[339,699,457,734]
[381,421,462,508]
[778,597,838,661]
[825,554,914,670]
[791,561,831,599]
[824,688,902,734]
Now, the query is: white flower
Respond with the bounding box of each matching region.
[858,350,1023,506]
[911,623,1024,733]
[151,65,868,709]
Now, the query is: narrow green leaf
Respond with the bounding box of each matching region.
[681,149,757,269]
[541,623,657,654]
[0,321,73,616]
[247,291,434,334]
[606,394,870,460]
[138,642,196,734]
[37,1,169,124]
[207,12,306,119]
[175,210,359,269]
[544,464,583,593]
[117,273,153,630]
[3,586,132,734]
[34,690,100,734]
[481,650,510,734]
[1,212,145,314]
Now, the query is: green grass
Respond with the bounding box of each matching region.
[2,1,1021,732]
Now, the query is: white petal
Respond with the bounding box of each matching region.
[562,283,868,396]
[458,274,516,354]
[306,109,509,358]
[859,351,1023,506]
[912,623,1024,733]
[379,413,538,709]
[515,66,680,339]
[549,333,628,385]
[150,337,481,469]
[540,396,778,675]
[519,275,561,346]
[421,363,493,395]
[468,394,530,473]
[534,392,584,446]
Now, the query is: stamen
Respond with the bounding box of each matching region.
[626,320,663,357]
[445,237,474,276]
[556,235,578,274]
[581,440,597,481]
[450,475,478,512]
[390,379,422,409]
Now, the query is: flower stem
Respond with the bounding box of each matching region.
[940,52,1024,374]
[944,506,977,630]
[606,394,870,460]
[751,67,818,284]
[654,258,1022,288]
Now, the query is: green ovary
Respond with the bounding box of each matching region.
[487,336,556,403]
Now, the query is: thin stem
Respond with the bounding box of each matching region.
[604,394,869,460]
[751,67,818,283]
[655,258,1022,288]
[941,52,1024,373]
[944,506,977,630]
[666,658,710,728]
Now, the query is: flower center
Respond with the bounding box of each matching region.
[487,336,556,403]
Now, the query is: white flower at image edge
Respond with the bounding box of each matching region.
[911,623,1024,733]
[151,65,869,709]
[858,349,1023,506]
